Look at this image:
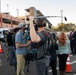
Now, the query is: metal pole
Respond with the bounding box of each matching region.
[60,10,64,31]
[61,10,63,23]
[0,0,1,13]
[16,9,19,17]
[7,4,9,13]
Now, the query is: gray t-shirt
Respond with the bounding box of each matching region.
[37,31,48,58]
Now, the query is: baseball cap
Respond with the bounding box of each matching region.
[18,22,25,28]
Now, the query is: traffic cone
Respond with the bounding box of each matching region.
[0,44,3,53]
[65,54,72,73]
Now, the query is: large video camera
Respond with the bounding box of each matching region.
[25,16,47,31]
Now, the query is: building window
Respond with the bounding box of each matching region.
[2,18,11,24]
[12,20,18,25]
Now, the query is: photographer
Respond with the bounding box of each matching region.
[29,16,50,75]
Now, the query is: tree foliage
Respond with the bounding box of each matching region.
[53,22,76,32]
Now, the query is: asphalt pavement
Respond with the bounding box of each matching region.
[0,42,76,75]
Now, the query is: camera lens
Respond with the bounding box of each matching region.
[26,18,29,21]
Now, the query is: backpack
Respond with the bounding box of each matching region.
[36,31,50,60]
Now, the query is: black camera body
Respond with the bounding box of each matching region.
[26,17,46,31]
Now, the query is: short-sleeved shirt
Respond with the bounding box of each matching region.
[37,31,48,59]
[57,39,70,54]
[15,31,27,55]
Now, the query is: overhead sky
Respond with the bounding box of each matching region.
[1,0,76,26]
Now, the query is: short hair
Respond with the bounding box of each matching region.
[13,28,19,33]
[36,19,45,27]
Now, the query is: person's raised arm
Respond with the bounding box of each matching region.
[29,16,41,42]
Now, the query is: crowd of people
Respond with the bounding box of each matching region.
[1,16,76,75]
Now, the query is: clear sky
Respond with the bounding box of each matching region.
[1,0,76,26]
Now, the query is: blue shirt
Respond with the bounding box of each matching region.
[15,31,27,55]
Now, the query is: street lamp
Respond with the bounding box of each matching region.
[60,10,67,31]
[16,9,19,17]
[60,10,64,31]
[60,10,63,23]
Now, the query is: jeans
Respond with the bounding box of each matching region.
[13,47,17,71]
[16,54,25,75]
[45,67,49,75]
[36,58,49,75]
[8,46,14,65]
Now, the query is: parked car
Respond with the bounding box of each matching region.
[0,28,10,42]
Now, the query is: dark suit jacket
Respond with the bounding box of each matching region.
[69,31,75,41]
[72,31,76,43]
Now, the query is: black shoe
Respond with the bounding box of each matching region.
[73,53,76,55]
[9,63,14,66]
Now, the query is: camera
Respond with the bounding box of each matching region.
[26,17,46,31]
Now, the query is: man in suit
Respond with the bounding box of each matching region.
[69,28,76,55]
[71,30,76,55]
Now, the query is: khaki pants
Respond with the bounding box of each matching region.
[16,54,25,75]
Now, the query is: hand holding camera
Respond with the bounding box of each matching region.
[29,16,34,23]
